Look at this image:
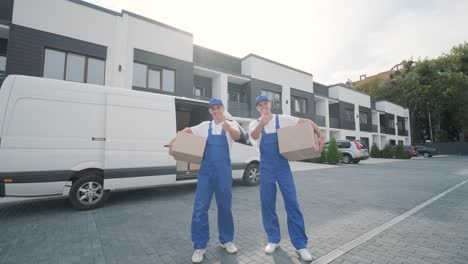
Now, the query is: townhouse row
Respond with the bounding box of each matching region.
[0,0,411,148]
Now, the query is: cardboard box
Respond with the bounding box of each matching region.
[176,161,201,172]
[172,132,207,164]
[277,122,320,161]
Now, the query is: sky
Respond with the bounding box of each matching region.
[86,0,468,84]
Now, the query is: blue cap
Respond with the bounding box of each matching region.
[208,98,224,107]
[255,95,270,105]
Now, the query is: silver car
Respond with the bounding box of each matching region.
[325,140,368,164]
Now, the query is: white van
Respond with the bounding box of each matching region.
[0,75,260,210]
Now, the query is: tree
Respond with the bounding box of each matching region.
[353,42,468,143]
[327,138,342,164]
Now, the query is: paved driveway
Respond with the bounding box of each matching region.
[1,156,467,264]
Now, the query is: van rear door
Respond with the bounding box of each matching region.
[175,99,210,181]
[103,92,177,190]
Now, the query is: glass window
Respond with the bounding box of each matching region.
[148,69,161,89]
[195,87,204,97]
[0,55,6,72]
[87,58,105,85]
[345,109,354,122]
[229,92,239,102]
[65,53,85,82]
[262,90,282,110]
[388,119,395,128]
[132,62,147,88]
[359,111,368,124]
[291,96,307,113]
[43,49,66,80]
[162,69,175,92]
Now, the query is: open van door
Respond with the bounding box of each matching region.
[174,99,210,181]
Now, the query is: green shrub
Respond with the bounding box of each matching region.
[395,143,408,159]
[370,143,381,158]
[382,144,396,158]
[327,138,342,164]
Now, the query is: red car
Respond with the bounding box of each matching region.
[404,145,418,158]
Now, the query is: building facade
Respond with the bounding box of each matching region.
[0,0,411,147]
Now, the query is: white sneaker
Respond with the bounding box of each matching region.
[297,248,313,262]
[192,249,206,263]
[264,243,280,254]
[220,242,238,254]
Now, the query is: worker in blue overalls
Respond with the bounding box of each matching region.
[249,95,324,262]
[170,98,240,263]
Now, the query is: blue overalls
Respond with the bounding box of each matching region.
[259,114,308,249]
[191,121,234,249]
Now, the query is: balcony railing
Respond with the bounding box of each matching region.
[314,115,326,127]
[387,127,396,135]
[380,125,386,134]
[330,117,339,129]
[228,101,250,118]
[372,124,378,133]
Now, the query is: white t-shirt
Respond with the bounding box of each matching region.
[249,114,300,145]
[191,120,239,151]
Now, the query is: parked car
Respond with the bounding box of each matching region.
[404,145,418,158]
[324,140,368,164]
[414,145,438,158]
[0,75,261,210]
[356,141,369,161]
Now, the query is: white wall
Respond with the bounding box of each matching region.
[241,55,313,115]
[328,85,371,108]
[12,0,193,89]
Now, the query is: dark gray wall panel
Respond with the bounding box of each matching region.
[290,88,315,120]
[0,0,13,23]
[313,82,329,97]
[193,45,241,74]
[6,24,107,78]
[134,48,194,98]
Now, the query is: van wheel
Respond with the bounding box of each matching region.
[243,163,260,186]
[342,154,352,164]
[69,174,109,210]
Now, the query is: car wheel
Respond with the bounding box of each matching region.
[69,173,110,210]
[352,159,360,164]
[243,163,260,186]
[423,152,430,158]
[342,154,352,164]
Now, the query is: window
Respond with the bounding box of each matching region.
[43,49,65,80]
[66,53,85,82]
[132,62,175,93]
[194,87,205,97]
[87,58,105,85]
[291,96,307,113]
[0,55,6,80]
[397,120,404,129]
[43,48,105,85]
[0,55,6,72]
[261,90,282,111]
[388,118,395,128]
[345,108,354,122]
[148,69,161,89]
[359,111,368,124]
